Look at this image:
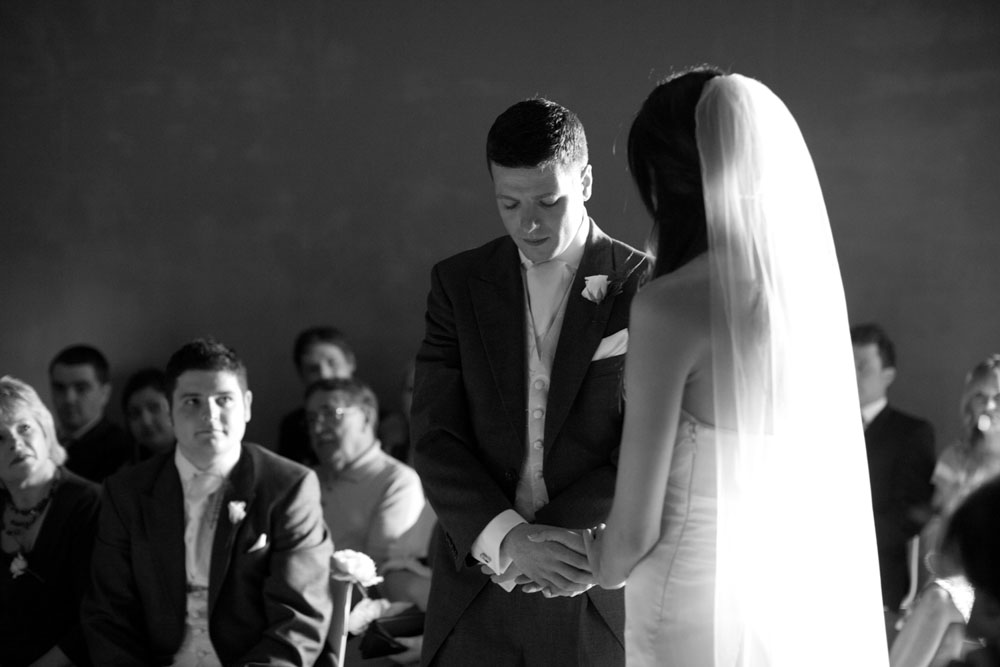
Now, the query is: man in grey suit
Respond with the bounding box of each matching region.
[412,98,648,666]
[83,338,333,665]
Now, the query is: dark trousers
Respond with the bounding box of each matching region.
[428,583,623,667]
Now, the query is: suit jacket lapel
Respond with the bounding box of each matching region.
[470,240,527,446]
[141,458,187,623]
[209,444,256,611]
[864,406,892,446]
[545,224,620,448]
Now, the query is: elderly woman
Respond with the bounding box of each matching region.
[121,367,175,463]
[0,376,100,667]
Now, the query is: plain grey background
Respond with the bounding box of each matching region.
[3,0,998,449]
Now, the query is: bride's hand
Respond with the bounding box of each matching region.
[582,524,626,590]
[524,524,625,591]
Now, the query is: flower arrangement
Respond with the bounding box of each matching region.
[332,549,383,589]
[331,549,415,636]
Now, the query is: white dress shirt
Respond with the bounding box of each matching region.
[862,396,888,430]
[171,447,241,667]
[472,217,589,583]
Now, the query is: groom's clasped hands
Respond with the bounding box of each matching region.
[485,523,596,598]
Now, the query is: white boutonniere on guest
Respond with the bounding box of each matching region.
[10,552,28,579]
[581,274,610,304]
[228,501,247,524]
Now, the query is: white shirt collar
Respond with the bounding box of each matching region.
[174,444,242,484]
[861,397,888,427]
[518,213,590,271]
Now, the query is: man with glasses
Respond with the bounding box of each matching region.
[306,377,427,575]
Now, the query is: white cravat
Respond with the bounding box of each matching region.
[525,259,571,342]
[187,471,224,585]
[470,217,592,582]
[171,448,240,667]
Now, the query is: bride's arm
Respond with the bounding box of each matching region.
[593,282,706,588]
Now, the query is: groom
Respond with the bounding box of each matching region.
[411,98,648,666]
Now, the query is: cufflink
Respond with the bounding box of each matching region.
[247,533,268,553]
[480,552,491,564]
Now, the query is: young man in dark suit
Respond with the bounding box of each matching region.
[412,98,648,666]
[49,344,131,482]
[83,338,332,665]
[852,323,936,633]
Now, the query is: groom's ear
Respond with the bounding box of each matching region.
[580,163,593,201]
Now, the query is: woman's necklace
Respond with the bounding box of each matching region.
[2,471,60,538]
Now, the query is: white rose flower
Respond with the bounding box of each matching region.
[332,549,384,588]
[582,274,610,303]
[228,501,247,524]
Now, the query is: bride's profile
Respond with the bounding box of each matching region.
[580,67,888,665]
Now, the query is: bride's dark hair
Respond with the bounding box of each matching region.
[628,65,723,279]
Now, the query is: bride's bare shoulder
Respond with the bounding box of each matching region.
[630,256,710,332]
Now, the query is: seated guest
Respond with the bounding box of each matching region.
[83,338,333,665]
[0,376,100,667]
[891,476,1000,667]
[305,377,428,604]
[852,324,937,627]
[121,368,175,463]
[893,355,1000,666]
[941,476,1000,666]
[279,326,356,465]
[924,354,1000,572]
[49,344,131,482]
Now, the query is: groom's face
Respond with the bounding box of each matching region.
[492,161,592,263]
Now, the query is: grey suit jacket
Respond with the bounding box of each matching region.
[83,443,333,666]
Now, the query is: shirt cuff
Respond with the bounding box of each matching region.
[471,510,526,575]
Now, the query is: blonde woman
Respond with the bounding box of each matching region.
[1,376,100,666]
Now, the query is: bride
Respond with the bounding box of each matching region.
[578,68,887,665]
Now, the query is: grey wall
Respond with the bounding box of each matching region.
[3,0,999,448]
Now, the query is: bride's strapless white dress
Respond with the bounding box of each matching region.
[626,410,721,667]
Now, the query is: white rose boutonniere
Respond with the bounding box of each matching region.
[581,252,648,308]
[10,553,28,579]
[228,501,247,524]
[582,274,610,304]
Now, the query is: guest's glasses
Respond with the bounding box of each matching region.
[306,405,362,427]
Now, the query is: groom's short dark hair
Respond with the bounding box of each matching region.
[486,98,588,173]
[165,337,249,399]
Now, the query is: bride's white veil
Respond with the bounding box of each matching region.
[697,75,888,666]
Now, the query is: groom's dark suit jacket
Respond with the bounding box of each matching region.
[864,404,935,609]
[82,442,333,666]
[412,222,648,665]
